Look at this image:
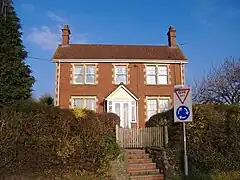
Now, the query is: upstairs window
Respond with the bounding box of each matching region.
[114,65,127,84]
[73,64,96,84]
[146,65,168,84]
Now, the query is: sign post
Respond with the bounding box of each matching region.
[174,85,192,176]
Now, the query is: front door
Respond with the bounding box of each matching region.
[110,101,136,128]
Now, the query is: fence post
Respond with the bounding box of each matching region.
[116,124,119,143]
[162,119,168,148]
[164,125,168,148]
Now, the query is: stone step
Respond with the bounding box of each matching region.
[128,169,159,176]
[128,163,156,171]
[130,174,164,180]
[128,153,150,160]
[125,149,146,154]
[128,158,153,164]
[125,149,163,180]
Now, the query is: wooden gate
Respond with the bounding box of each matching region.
[116,125,167,148]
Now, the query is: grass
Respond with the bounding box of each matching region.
[110,151,130,180]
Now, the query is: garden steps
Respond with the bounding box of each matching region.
[125,149,163,180]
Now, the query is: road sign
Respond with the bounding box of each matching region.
[173,85,192,177]
[176,105,190,120]
[174,86,192,123]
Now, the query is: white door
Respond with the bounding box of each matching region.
[110,101,136,128]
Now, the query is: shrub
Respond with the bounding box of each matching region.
[0,100,76,176]
[0,101,121,179]
[211,171,240,180]
[67,109,106,171]
[72,108,88,118]
[146,103,240,176]
[98,112,120,132]
[38,94,54,106]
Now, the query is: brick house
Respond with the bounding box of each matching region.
[52,25,187,128]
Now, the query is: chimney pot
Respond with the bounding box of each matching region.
[167,25,177,47]
[62,24,71,46]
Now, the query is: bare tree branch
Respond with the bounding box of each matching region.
[193,56,240,104]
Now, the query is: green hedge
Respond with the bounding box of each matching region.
[146,103,240,177]
[0,100,121,179]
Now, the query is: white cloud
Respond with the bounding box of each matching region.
[47,11,67,23]
[25,11,87,50]
[26,26,87,50]
[26,26,60,50]
[21,4,34,11]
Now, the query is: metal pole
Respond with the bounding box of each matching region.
[183,122,188,176]
[1,1,5,15]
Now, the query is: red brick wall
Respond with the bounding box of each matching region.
[57,62,183,127]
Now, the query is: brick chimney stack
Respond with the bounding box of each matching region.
[62,25,71,46]
[167,26,177,47]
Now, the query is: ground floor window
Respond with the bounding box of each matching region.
[71,96,96,111]
[146,97,170,120]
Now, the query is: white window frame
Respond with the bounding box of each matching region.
[72,64,97,85]
[145,64,168,85]
[146,96,170,120]
[114,65,128,84]
[71,96,97,111]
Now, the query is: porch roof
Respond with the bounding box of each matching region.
[105,83,139,101]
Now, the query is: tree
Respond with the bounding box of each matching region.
[38,94,54,106]
[0,0,9,17]
[193,57,240,104]
[0,0,35,105]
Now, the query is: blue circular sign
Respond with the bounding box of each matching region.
[176,105,190,120]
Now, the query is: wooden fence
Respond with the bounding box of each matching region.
[116,125,168,148]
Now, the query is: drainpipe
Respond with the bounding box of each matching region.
[180,61,184,86]
[136,100,139,129]
[57,60,61,106]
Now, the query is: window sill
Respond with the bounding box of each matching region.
[145,84,169,86]
[72,83,97,85]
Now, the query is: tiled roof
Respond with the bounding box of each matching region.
[52,44,187,60]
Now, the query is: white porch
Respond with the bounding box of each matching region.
[105,84,138,128]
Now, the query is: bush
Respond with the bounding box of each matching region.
[0,100,75,176]
[98,112,120,132]
[0,101,121,179]
[146,103,240,176]
[212,171,240,180]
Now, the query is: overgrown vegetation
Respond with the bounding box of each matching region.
[0,100,121,179]
[146,103,240,179]
[38,94,54,106]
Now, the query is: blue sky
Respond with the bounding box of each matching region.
[15,0,240,98]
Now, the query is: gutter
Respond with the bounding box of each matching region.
[52,59,188,64]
